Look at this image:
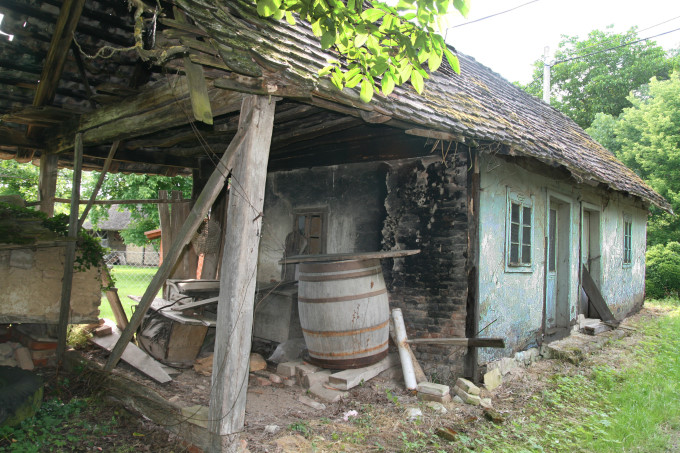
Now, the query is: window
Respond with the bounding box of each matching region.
[623,214,632,266]
[506,189,533,270]
[293,210,327,255]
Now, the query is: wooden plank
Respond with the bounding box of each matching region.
[279,249,420,264]
[165,323,209,364]
[328,353,398,390]
[78,141,119,228]
[52,78,244,153]
[56,132,83,361]
[464,149,481,381]
[407,337,505,348]
[103,105,251,373]
[208,95,276,445]
[41,197,193,206]
[31,0,85,108]
[90,320,171,383]
[38,153,58,217]
[62,351,210,451]
[581,265,617,323]
[128,295,216,327]
[175,7,212,125]
[405,128,464,143]
[169,296,219,311]
[101,267,129,330]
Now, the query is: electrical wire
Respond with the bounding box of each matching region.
[448,0,542,29]
[552,26,680,66]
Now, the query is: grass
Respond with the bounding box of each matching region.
[99,265,159,321]
[285,298,680,452]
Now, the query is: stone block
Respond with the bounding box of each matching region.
[9,249,34,269]
[308,383,346,403]
[276,360,302,377]
[14,346,34,370]
[298,395,325,410]
[480,398,492,409]
[295,363,321,380]
[301,370,331,389]
[455,378,480,395]
[483,367,502,391]
[417,382,450,397]
[426,401,448,414]
[499,357,518,375]
[269,373,283,384]
[455,386,481,406]
[249,353,267,372]
[405,407,423,421]
[418,392,452,403]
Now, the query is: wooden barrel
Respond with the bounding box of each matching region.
[298,258,389,369]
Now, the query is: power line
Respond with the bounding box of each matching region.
[562,16,680,56]
[552,26,680,66]
[448,0,542,29]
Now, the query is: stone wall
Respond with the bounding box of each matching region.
[0,244,101,324]
[381,154,470,380]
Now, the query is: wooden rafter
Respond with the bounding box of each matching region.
[32,0,86,109]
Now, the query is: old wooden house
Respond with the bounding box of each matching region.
[0,0,670,448]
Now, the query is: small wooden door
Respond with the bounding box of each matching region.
[546,207,558,328]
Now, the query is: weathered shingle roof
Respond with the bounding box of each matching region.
[177,0,670,211]
[82,205,131,231]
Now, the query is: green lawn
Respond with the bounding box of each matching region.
[99,265,159,321]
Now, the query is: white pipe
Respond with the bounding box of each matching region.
[391,308,417,390]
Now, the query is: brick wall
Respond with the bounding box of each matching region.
[381,154,469,381]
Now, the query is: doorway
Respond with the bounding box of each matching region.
[545,195,571,330]
[580,204,601,317]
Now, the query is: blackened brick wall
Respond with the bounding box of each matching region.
[381,153,469,381]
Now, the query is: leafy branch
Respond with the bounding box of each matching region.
[255,0,469,102]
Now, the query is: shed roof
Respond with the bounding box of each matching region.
[0,0,670,211]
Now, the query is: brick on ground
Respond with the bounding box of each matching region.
[456,378,480,395]
[302,370,331,389]
[483,367,502,391]
[276,360,302,377]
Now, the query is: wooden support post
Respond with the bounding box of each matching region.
[56,133,83,361]
[208,95,276,451]
[78,141,120,228]
[103,102,252,373]
[464,149,481,381]
[38,153,58,217]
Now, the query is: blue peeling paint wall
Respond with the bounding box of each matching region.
[477,154,648,363]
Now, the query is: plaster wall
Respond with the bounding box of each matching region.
[478,155,648,362]
[0,245,101,324]
[256,162,388,282]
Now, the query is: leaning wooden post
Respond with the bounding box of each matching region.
[103,111,250,372]
[208,95,276,451]
[56,133,83,361]
[78,140,120,228]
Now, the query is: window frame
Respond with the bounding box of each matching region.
[505,188,535,273]
[623,213,633,267]
[293,207,328,256]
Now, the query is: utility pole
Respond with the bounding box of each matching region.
[543,46,551,104]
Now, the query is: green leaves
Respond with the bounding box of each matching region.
[259,0,468,102]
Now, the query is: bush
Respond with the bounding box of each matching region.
[646,242,680,299]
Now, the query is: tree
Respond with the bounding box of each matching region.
[587,73,680,246]
[523,27,677,129]
[0,161,72,215]
[82,172,192,246]
[255,0,469,102]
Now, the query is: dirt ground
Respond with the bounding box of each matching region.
[63,306,661,452]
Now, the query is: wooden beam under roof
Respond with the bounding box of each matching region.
[51,77,245,153]
[32,0,85,109]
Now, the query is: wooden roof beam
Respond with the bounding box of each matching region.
[32,0,86,109]
[51,77,245,154]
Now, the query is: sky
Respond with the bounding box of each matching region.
[444,0,680,84]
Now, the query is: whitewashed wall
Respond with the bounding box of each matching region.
[477,155,648,362]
